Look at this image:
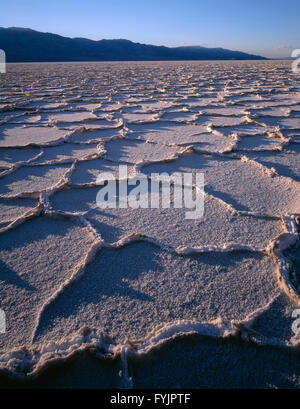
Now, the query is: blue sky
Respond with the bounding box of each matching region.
[1,0,299,57]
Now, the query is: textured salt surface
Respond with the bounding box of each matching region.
[0,61,299,388]
[33,243,279,344]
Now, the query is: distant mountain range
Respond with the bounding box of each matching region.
[0,27,267,62]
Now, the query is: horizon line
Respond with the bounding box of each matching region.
[0,26,292,59]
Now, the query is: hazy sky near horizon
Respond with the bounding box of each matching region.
[1,0,299,57]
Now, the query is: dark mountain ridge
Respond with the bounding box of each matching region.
[0,27,267,62]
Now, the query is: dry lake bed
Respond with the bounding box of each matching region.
[0,60,299,388]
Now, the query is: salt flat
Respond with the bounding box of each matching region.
[0,61,299,388]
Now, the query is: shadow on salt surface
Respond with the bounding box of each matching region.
[0,124,67,147]
[288,246,300,294]
[69,127,121,143]
[56,118,121,130]
[98,102,123,112]
[248,107,293,117]
[147,121,235,151]
[287,143,300,155]
[182,137,232,153]
[201,107,246,116]
[143,152,300,215]
[33,242,278,344]
[214,124,266,137]
[245,151,300,181]
[0,198,38,224]
[122,105,154,113]
[188,139,234,154]
[0,147,41,168]
[128,122,210,145]
[33,143,99,164]
[236,134,281,151]
[158,111,196,122]
[0,258,35,291]
[130,334,300,389]
[0,163,70,196]
[204,186,250,212]
[2,335,300,388]
[20,101,67,110]
[8,113,50,124]
[250,294,297,341]
[45,111,96,123]
[139,101,173,111]
[51,185,282,248]
[69,102,102,111]
[105,138,183,164]
[195,115,246,127]
[70,158,134,185]
[119,112,160,123]
[0,353,121,389]
[255,116,300,130]
[0,217,93,350]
